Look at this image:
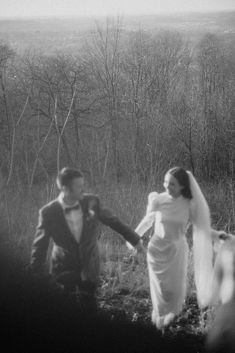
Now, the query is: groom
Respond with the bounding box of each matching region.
[30,167,144,307]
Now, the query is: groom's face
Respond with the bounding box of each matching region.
[67,177,85,201]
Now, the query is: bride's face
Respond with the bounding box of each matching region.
[164,173,183,198]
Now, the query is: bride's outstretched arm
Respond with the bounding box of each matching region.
[126,212,155,250]
[126,192,158,250]
[135,212,155,236]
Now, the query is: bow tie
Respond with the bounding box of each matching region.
[64,204,81,214]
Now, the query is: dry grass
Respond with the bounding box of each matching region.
[0,178,234,337]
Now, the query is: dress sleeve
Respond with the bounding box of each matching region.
[126,192,160,250]
[135,192,159,237]
[146,192,159,213]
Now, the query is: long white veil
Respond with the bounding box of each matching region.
[187,171,213,307]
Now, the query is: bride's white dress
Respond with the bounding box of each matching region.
[135,191,192,324]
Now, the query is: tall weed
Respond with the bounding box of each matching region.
[0,178,234,332]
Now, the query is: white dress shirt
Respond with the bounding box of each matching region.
[58,194,83,244]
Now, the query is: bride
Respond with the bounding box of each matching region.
[130,167,214,329]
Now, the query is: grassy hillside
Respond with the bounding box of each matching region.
[0,178,233,352]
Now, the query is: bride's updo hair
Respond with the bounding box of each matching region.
[168,167,192,199]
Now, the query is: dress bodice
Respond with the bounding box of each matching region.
[151,192,190,241]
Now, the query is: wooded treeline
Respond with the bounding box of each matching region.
[0,18,234,187]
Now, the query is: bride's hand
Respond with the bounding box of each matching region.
[126,239,145,251]
[135,239,146,256]
[135,239,146,258]
[126,240,146,259]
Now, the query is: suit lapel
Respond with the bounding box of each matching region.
[79,197,88,243]
[54,196,90,244]
[54,200,78,244]
[80,197,87,215]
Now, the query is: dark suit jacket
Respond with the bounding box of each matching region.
[31,193,140,287]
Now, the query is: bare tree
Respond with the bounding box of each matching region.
[197,33,234,178]
[0,43,15,162]
[84,17,123,181]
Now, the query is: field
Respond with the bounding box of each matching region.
[1,177,234,352]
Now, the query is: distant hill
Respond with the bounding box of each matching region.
[125,11,235,33]
[0,11,234,53]
[0,17,94,33]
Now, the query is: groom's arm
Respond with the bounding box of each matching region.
[30,207,51,274]
[96,199,141,247]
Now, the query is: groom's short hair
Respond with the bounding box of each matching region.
[56,167,83,189]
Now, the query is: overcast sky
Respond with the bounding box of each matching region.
[1,0,235,18]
